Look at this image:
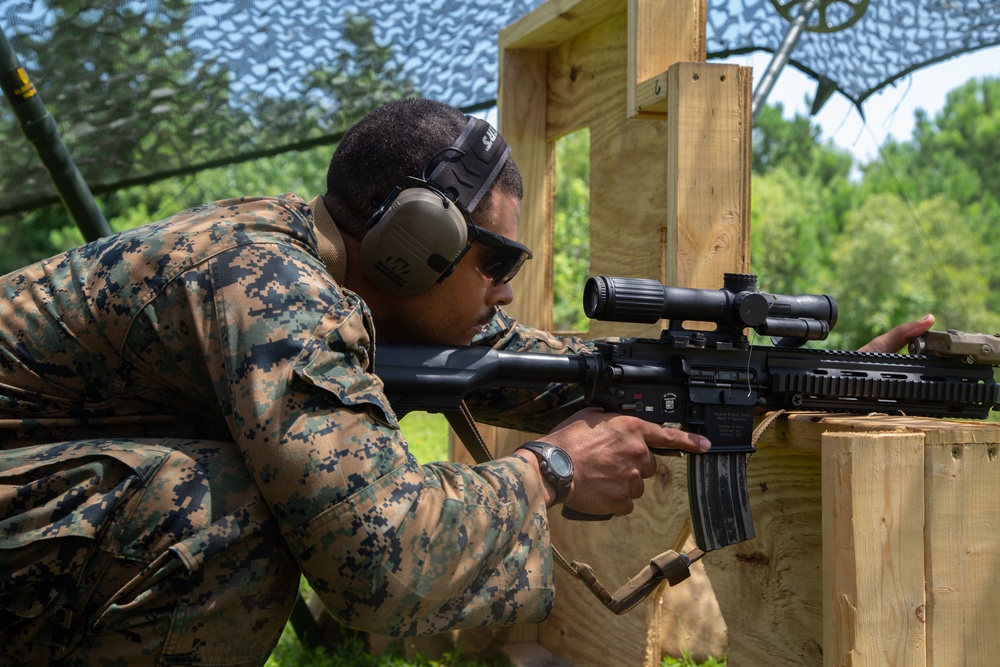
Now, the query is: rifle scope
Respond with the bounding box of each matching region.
[584,274,838,340]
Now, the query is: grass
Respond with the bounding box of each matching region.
[399,412,451,463]
[265,412,726,667]
[266,624,726,667]
[266,625,509,667]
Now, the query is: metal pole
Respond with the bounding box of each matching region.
[0,27,112,240]
[751,0,821,121]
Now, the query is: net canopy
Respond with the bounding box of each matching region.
[2,0,998,217]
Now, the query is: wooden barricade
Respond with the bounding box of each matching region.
[454,0,749,665]
[706,414,1000,666]
[440,1,1000,666]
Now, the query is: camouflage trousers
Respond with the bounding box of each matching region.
[0,438,301,666]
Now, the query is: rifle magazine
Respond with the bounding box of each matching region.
[688,452,755,551]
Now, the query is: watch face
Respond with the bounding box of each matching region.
[548,447,573,477]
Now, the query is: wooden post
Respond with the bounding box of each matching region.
[442,3,1000,667]
[823,430,927,666]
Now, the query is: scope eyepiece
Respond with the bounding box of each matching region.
[584,276,665,323]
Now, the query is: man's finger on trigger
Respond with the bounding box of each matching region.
[659,422,711,452]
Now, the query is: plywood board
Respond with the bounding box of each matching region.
[665,61,752,288]
[500,47,554,332]
[700,413,827,665]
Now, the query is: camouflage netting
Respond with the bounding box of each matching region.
[1,0,998,217]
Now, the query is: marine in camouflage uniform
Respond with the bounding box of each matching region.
[0,191,592,666]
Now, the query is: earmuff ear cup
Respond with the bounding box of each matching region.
[360,188,468,296]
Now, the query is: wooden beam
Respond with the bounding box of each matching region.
[924,433,1000,664]
[665,61,752,287]
[498,47,554,332]
[627,0,706,118]
[501,0,623,50]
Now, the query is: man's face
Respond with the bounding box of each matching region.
[377,190,523,346]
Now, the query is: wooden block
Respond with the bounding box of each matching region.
[923,434,1000,664]
[822,430,927,667]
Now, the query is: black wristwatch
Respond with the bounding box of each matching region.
[517,441,574,504]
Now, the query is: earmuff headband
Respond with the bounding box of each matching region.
[428,117,510,214]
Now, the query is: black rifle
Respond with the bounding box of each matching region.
[375,274,1000,554]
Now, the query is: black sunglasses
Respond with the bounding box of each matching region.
[466,222,532,286]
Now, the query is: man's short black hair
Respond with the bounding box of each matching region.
[324,98,523,237]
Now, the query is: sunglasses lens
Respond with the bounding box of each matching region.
[465,222,532,285]
[482,247,529,284]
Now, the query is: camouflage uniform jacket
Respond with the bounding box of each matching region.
[0,193,593,643]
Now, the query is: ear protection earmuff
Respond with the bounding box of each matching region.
[360,116,511,296]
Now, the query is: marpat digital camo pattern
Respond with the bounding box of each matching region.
[0,194,592,666]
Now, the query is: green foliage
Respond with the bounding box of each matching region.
[266,626,510,667]
[399,412,450,464]
[0,9,418,274]
[0,145,335,276]
[753,103,824,177]
[0,205,77,276]
[304,14,420,132]
[552,129,591,332]
[750,166,836,296]
[661,652,726,667]
[753,103,854,189]
[859,77,1000,319]
[828,193,1000,349]
[752,92,1000,348]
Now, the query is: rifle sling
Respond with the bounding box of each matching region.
[444,401,495,465]
[444,401,705,615]
[446,402,784,614]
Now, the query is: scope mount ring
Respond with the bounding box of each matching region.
[769,0,869,33]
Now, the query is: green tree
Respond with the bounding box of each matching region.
[860,80,1000,214]
[750,104,858,298]
[860,78,1000,313]
[0,0,237,270]
[753,102,824,176]
[827,193,1000,349]
[753,103,854,189]
[0,10,420,275]
[749,166,833,297]
[4,0,236,193]
[553,129,591,332]
[304,14,419,133]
